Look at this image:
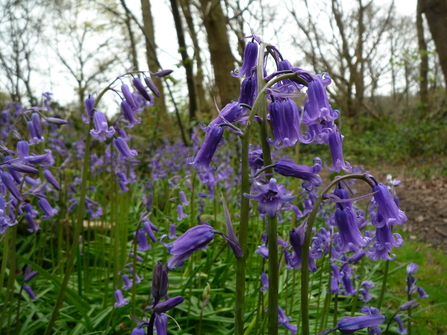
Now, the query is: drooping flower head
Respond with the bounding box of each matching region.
[244,178,295,217]
[231,41,258,78]
[325,126,352,173]
[337,306,385,334]
[372,183,407,227]
[187,124,224,171]
[273,158,322,191]
[90,111,115,141]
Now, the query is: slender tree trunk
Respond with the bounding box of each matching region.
[199,0,240,106]
[179,0,210,119]
[420,0,447,92]
[120,0,139,70]
[170,0,197,132]
[417,0,429,105]
[140,0,168,113]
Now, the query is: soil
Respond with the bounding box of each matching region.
[358,166,447,251]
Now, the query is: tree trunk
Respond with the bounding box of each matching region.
[420,0,447,92]
[199,0,240,106]
[170,0,197,132]
[140,0,168,113]
[417,0,429,105]
[120,0,139,71]
[179,0,211,119]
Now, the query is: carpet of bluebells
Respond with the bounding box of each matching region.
[0,35,431,335]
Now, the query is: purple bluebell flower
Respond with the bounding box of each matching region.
[331,276,341,294]
[43,169,60,190]
[169,223,176,239]
[37,198,59,219]
[8,162,38,174]
[288,222,318,272]
[187,124,224,171]
[128,267,143,284]
[142,219,157,243]
[32,113,44,142]
[17,141,30,160]
[417,287,429,298]
[25,213,40,232]
[248,149,263,172]
[342,274,357,296]
[151,262,168,301]
[122,274,132,290]
[232,41,258,78]
[114,137,138,161]
[153,69,173,78]
[130,326,145,335]
[273,158,322,191]
[303,78,339,125]
[179,190,189,206]
[23,285,37,300]
[0,198,17,234]
[267,98,312,149]
[260,272,268,292]
[83,94,95,122]
[117,172,129,193]
[143,76,161,97]
[244,178,295,217]
[163,224,215,270]
[325,127,352,172]
[137,229,151,251]
[278,307,297,335]
[177,205,187,221]
[238,72,257,106]
[394,315,407,334]
[133,77,153,101]
[24,265,39,283]
[155,313,168,335]
[406,263,418,275]
[398,299,419,311]
[114,288,129,307]
[121,100,141,128]
[121,84,137,110]
[337,307,385,334]
[1,171,23,201]
[45,117,68,125]
[366,223,403,261]
[26,149,54,166]
[128,253,144,262]
[206,101,246,130]
[372,183,407,227]
[27,121,42,144]
[332,205,367,253]
[152,296,185,313]
[90,111,115,141]
[256,245,269,259]
[359,281,374,302]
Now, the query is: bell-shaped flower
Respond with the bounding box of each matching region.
[238,72,257,106]
[267,98,312,149]
[273,158,322,191]
[244,178,295,217]
[23,285,37,300]
[287,222,318,272]
[366,222,403,261]
[114,288,129,308]
[32,113,44,142]
[121,84,137,110]
[121,100,141,128]
[137,229,151,251]
[143,76,161,97]
[37,198,59,219]
[133,77,153,101]
[372,183,407,227]
[176,205,187,221]
[187,124,224,171]
[83,94,95,123]
[206,101,246,130]
[114,137,138,161]
[231,41,258,78]
[90,111,115,141]
[1,171,22,201]
[151,262,168,302]
[278,306,297,334]
[43,169,60,190]
[162,224,215,270]
[337,307,385,334]
[325,126,352,172]
[155,313,168,335]
[303,78,339,125]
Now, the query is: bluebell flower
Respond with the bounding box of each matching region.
[244,178,295,217]
[37,198,59,219]
[142,219,157,243]
[32,113,44,142]
[417,287,429,298]
[23,285,37,300]
[133,77,153,101]
[143,76,161,97]
[205,101,246,130]
[260,272,268,292]
[114,137,138,161]
[90,111,115,141]
[342,274,357,296]
[273,158,322,191]
[83,94,95,123]
[231,41,258,78]
[121,100,141,128]
[153,69,173,78]
[394,315,407,334]
[137,229,151,251]
[398,299,419,311]
[162,224,214,270]
[372,183,407,227]
[288,222,318,272]
[152,296,185,313]
[267,98,312,149]
[122,274,132,290]
[176,204,187,221]
[238,72,257,106]
[114,288,129,307]
[278,306,297,334]
[187,124,224,171]
[366,222,403,261]
[151,262,168,301]
[154,313,168,335]
[337,307,385,334]
[121,84,137,110]
[1,171,23,201]
[25,213,40,232]
[303,77,339,125]
[325,126,352,172]
[43,169,60,190]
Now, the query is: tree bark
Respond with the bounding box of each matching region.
[170,0,197,131]
[417,0,429,105]
[199,0,240,106]
[140,0,167,112]
[419,0,447,92]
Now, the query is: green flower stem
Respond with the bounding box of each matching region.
[43,74,130,335]
[333,294,339,328]
[377,260,390,310]
[234,59,309,334]
[300,174,375,335]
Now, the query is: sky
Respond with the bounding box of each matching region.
[39,0,418,113]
